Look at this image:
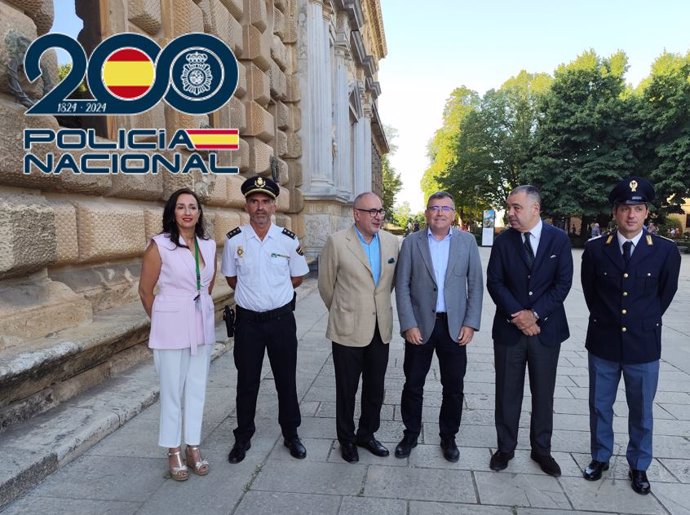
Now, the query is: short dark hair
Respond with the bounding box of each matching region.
[161,188,209,248]
[509,185,541,205]
[427,191,455,208]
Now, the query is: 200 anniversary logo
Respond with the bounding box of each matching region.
[23,32,240,175]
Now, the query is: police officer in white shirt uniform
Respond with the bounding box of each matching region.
[221,176,310,463]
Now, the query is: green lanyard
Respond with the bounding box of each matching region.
[194,238,201,294]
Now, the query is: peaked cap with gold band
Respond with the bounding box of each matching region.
[608,176,655,205]
[241,175,280,199]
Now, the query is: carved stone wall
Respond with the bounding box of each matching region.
[0,0,387,430]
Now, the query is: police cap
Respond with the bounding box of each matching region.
[608,176,655,205]
[241,175,280,199]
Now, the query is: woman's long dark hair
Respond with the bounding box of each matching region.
[161,188,209,248]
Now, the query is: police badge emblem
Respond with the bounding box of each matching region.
[181,51,213,96]
[237,246,244,257]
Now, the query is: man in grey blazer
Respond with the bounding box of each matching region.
[395,191,483,461]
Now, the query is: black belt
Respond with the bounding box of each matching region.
[236,302,293,322]
[435,312,447,320]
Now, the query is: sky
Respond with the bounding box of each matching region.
[51,1,690,213]
[377,0,690,211]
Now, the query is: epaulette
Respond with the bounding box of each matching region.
[654,234,674,243]
[282,227,296,239]
[587,234,604,242]
[226,227,242,239]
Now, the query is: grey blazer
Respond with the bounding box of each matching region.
[395,228,483,343]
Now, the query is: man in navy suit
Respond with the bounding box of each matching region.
[487,185,573,477]
[581,177,680,495]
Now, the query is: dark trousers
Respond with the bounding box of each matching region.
[233,311,301,442]
[332,327,389,444]
[494,335,560,454]
[400,317,467,440]
[588,353,659,470]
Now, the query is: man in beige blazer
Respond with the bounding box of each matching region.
[318,192,399,463]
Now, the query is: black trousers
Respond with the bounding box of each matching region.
[233,311,301,442]
[494,335,560,454]
[332,327,389,444]
[400,316,467,440]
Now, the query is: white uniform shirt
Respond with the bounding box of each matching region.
[221,224,309,311]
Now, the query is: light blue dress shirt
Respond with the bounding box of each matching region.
[355,226,381,286]
[427,228,451,312]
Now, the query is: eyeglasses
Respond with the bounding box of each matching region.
[427,205,454,213]
[356,208,385,217]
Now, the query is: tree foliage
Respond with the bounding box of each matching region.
[424,48,690,225]
[381,126,403,221]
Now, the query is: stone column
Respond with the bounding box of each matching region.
[297,0,336,196]
[353,91,372,195]
[333,36,352,199]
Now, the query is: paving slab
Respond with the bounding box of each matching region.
[1,251,689,514]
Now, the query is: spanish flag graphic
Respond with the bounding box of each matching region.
[184,129,240,150]
[102,48,155,100]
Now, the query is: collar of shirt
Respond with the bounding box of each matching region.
[353,225,381,286]
[524,219,543,255]
[617,230,644,253]
[245,223,277,242]
[426,227,452,241]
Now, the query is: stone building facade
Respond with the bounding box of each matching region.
[0,0,387,431]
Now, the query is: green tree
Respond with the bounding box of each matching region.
[525,50,636,222]
[421,87,480,202]
[381,126,402,221]
[633,51,690,219]
[441,71,551,224]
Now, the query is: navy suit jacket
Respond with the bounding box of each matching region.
[487,223,573,347]
[581,230,680,364]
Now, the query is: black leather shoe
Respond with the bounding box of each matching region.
[489,450,514,471]
[629,469,651,495]
[394,435,418,458]
[228,440,251,463]
[356,438,389,457]
[440,438,460,462]
[583,460,609,481]
[530,451,561,477]
[284,436,307,459]
[340,442,359,463]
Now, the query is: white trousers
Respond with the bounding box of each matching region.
[154,344,213,448]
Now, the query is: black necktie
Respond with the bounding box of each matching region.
[623,241,632,266]
[524,232,534,268]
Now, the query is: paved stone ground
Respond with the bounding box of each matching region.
[3,248,690,514]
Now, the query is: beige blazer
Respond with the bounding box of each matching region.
[318,225,399,347]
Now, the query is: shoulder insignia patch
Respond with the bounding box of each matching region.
[646,234,653,245]
[282,227,296,240]
[226,227,241,239]
[605,233,614,245]
[296,245,304,256]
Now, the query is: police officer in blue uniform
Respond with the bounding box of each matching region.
[581,176,681,494]
[221,176,310,463]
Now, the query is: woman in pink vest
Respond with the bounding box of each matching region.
[139,188,217,481]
